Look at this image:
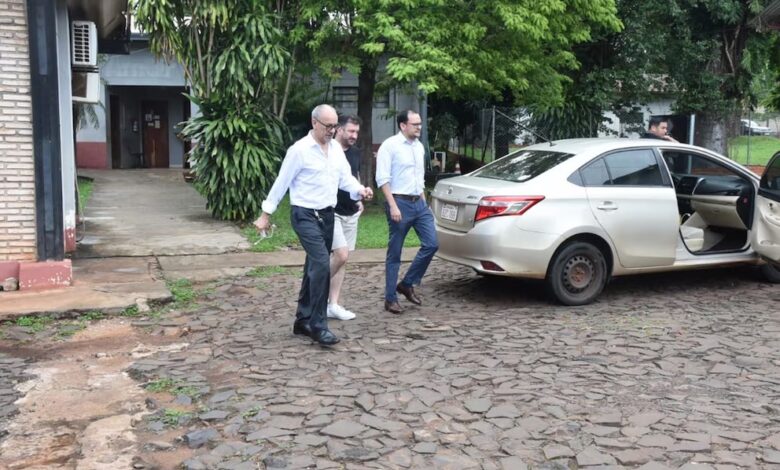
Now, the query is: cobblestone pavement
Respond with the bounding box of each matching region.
[5,259,780,469]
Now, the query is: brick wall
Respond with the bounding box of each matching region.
[0,0,36,261]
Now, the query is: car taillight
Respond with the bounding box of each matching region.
[474,196,545,222]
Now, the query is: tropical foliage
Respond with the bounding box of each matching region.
[282,0,623,183]
[134,1,289,220]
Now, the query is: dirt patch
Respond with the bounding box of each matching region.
[0,319,187,469]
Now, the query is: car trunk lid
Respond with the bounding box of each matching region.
[431,176,526,232]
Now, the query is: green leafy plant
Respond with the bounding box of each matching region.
[161,408,191,427]
[134,1,290,221]
[146,378,201,398]
[15,315,53,332]
[167,279,196,305]
[81,310,105,321]
[146,378,178,393]
[246,266,299,278]
[184,95,288,221]
[242,405,262,418]
[120,305,140,317]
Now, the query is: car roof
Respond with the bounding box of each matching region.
[523,137,689,156]
[510,137,758,182]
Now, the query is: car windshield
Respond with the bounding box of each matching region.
[471,149,574,183]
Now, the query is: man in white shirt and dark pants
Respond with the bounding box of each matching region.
[376,109,439,314]
[255,104,373,346]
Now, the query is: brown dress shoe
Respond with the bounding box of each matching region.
[384,300,403,314]
[396,283,422,305]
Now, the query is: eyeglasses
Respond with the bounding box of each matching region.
[314,117,339,131]
[405,122,423,128]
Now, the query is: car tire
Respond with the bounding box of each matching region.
[546,241,608,305]
[760,262,780,283]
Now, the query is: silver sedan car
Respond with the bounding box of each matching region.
[431,138,780,305]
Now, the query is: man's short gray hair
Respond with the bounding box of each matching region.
[312,104,336,120]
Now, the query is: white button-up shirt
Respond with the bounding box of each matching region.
[261,132,363,214]
[375,132,425,196]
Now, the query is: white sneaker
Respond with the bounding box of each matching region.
[327,303,356,320]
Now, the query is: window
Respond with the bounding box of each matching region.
[603,149,665,186]
[575,149,665,187]
[580,159,611,186]
[761,155,780,191]
[663,152,734,177]
[472,150,574,183]
[373,91,390,108]
[332,86,358,108]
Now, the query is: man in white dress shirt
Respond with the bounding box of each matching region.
[375,109,439,314]
[254,104,373,346]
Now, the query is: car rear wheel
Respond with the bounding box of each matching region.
[760,262,780,283]
[547,241,608,305]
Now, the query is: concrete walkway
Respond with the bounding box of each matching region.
[0,168,418,319]
[0,248,418,319]
[76,169,250,258]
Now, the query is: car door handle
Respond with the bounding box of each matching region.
[597,202,618,211]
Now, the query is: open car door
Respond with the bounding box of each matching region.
[752,152,780,263]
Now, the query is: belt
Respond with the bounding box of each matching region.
[393,194,421,202]
[293,205,333,213]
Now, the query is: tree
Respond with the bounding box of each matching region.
[570,0,778,154]
[133,0,289,221]
[295,0,622,185]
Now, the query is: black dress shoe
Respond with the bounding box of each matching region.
[293,320,312,337]
[310,328,340,346]
[384,300,403,314]
[396,283,422,305]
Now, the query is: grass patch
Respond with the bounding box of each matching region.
[167,278,196,305]
[246,266,298,278]
[80,310,105,321]
[161,408,191,427]
[77,176,94,212]
[120,305,140,317]
[728,136,780,166]
[146,378,178,393]
[15,315,54,332]
[243,193,421,252]
[242,405,262,418]
[146,378,200,397]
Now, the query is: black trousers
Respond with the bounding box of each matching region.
[290,205,334,332]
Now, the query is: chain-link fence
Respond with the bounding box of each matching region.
[445,107,600,165]
[444,107,779,170]
[728,112,780,169]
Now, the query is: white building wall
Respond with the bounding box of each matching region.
[601,99,675,138]
[325,71,420,145]
[77,48,187,168]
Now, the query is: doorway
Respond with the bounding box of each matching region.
[141,101,169,168]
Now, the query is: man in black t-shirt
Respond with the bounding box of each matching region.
[642,116,678,142]
[327,114,363,320]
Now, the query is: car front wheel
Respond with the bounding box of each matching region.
[547,241,608,305]
[760,262,780,283]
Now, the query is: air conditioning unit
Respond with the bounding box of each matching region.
[71,21,97,68]
[72,71,99,103]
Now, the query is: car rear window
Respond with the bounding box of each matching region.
[471,150,575,183]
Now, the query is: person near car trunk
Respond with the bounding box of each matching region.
[643,116,679,142]
[327,114,363,321]
[376,109,439,314]
[254,104,373,346]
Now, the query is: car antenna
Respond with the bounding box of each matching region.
[494,108,554,146]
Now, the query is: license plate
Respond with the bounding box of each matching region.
[441,203,458,221]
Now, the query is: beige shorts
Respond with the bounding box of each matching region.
[332,211,360,251]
